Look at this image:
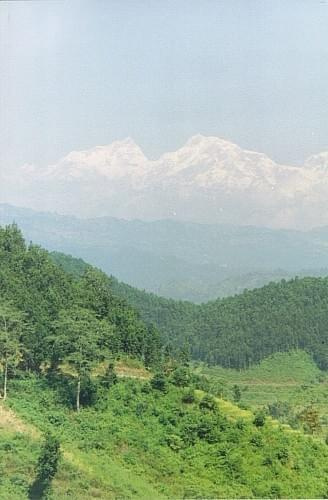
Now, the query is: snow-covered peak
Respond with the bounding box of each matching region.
[10,135,328,229]
[184,134,237,149]
[46,138,149,180]
[304,152,328,170]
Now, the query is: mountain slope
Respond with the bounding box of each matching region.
[50,250,328,371]
[6,372,328,499]
[0,224,161,373]
[116,276,328,370]
[4,135,328,229]
[1,204,328,302]
[3,225,328,498]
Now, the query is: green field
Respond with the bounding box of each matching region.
[197,350,328,435]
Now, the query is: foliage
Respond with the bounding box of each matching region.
[198,351,328,436]
[3,224,328,497]
[7,375,328,499]
[150,372,168,392]
[0,224,162,393]
[110,270,328,370]
[253,411,266,427]
[29,433,61,499]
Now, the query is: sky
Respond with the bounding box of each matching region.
[1,0,328,172]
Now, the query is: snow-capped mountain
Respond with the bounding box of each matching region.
[4,135,328,229]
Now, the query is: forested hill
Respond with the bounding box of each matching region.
[113,276,328,370]
[0,224,161,374]
[52,250,328,371]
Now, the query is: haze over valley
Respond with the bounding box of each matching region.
[2,1,328,498]
[2,203,328,302]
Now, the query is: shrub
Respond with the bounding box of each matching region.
[150,372,168,392]
[181,390,195,404]
[277,447,289,464]
[166,433,184,451]
[253,411,266,427]
[101,363,118,388]
[199,394,217,412]
[170,367,190,387]
[29,433,61,499]
[232,384,241,403]
[250,433,263,448]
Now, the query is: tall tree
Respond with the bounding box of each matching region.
[52,307,110,411]
[0,302,27,399]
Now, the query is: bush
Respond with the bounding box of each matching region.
[253,411,266,427]
[166,433,184,451]
[29,433,61,499]
[277,447,289,464]
[250,433,263,448]
[232,384,241,403]
[170,367,190,387]
[267,401,292,420]
[101,363,118,388]
[199,394,217,412]
[181,390,195,404]
[150,372,168,392]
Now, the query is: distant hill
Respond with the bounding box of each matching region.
[51,251,328,371]
[1,203,328,302]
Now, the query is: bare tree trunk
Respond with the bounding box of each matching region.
[3,359,8,400]
[76,376,81,412]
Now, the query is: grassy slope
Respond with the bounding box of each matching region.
[0,404,111,499]
[2,362,328,499]
[198,351,328,433]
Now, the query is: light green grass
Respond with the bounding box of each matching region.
[196,350,328,435]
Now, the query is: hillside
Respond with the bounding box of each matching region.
[51,250,328,371]
[0,224,161,376]
[116,276,328,370]
[1,204,328,302]
[197,351,328,435]
[2,224,328,497]
[3,373,328,499]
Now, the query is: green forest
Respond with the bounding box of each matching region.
[54,250,328,370]
[110,271,328,370]
[2,224,328,498]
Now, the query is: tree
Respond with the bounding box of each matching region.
[29,433,61,499]
[150,372,168,392]
[299,405,321,434]
[52,307,109,411]
[232,384,242,403]
[0,302,27,399]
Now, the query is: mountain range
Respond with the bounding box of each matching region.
[3,134,328,229]
[1,203,328,302]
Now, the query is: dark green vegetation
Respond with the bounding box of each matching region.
[2,203,328,302]
[110,274,328,369]
[0,224,161,398]
[2,223,328,498]
[53,250,328,370]
[29,433,61,499]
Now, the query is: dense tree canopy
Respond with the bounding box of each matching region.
[40,240,328,371]
[0,225,162,382]
[110,265,328,369]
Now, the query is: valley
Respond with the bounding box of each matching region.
[3,2,328,497]
[1,204,328,302]
[1,223,328,498]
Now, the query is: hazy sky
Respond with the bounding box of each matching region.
[1,0,328,171]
